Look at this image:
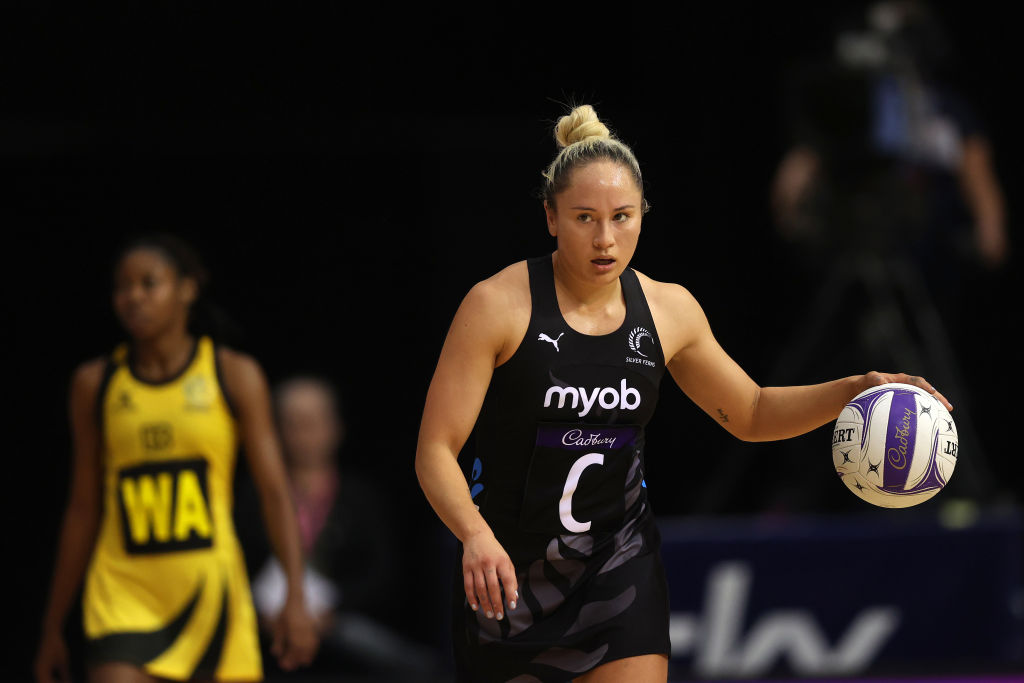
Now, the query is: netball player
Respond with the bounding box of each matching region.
[35,235,318,682]
[414,105,951,683]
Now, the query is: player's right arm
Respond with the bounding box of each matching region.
[36,359,106,683]
[415,271,524,621]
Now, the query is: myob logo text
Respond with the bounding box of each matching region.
[543,379,641,417]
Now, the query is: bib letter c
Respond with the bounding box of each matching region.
[559,453,604,533]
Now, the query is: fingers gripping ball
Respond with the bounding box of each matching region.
[832,383,958,508]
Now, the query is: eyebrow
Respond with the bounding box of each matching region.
[570,205,636,211]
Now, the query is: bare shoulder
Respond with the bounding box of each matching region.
[633,270,702,315]
[217,346,260,374]
[632,270,708,359]
[216,346,268,395]
[464,260,530,313]
[448,260,531,365]
[457,261,531,331]
[70,357,107,400]
[68,357,108,433]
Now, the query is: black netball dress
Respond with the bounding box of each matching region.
[454,254,670,682]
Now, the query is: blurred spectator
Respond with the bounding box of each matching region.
[249,375,439,679]
[700,0,1009,514]
[772,0,1009,285]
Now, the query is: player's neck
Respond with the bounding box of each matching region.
[554,285,623,327]
[289,463,338,499]
[131,329,195,382]
[551,253,623,312]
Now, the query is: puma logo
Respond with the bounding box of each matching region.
[538,332,564,352]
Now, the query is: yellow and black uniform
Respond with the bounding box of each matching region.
[83,336,262,681]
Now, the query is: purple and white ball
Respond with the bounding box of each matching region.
[831,382,958,508]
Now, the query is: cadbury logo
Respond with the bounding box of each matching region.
[886,407,914,470]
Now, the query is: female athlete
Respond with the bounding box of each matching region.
[414,105,951,683]
[35,234,318,682]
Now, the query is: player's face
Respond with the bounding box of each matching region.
[545,160,643,284]
[113,248,195,341]
[277,384,341,468]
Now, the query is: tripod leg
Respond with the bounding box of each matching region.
[858,254,927,370]
[767,258,860,384]
[694,260,857,514]
[885,259,997,499]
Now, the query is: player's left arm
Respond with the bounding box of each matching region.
[654,282,951,442]
[959,135,1009,268]
[218,348,318,670]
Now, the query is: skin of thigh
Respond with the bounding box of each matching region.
[88,663,218,683]
[573,653,669,683]
[88,663,162,683]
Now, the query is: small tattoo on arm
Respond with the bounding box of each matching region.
[717,408,729,423]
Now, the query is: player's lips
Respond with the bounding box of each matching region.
[592,257,616,272]
[120,306,146,320]
[119,309,151,329]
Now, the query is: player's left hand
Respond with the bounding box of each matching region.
[271,596,319,671]
[860,371,953,411]
[974,218,1009,269]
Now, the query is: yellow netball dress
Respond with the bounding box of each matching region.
[82,336,262,681]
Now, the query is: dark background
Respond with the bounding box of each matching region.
[6,2,1021,680]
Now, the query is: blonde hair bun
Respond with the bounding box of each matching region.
[542,103,647,213]
[554,105,611,148]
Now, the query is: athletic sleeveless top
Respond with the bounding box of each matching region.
[472,254,666,562]
[455,255,671,681]
[82,336,261,681]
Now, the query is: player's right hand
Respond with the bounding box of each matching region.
[860,371,952,411]
[34,630,70,683]
[462,529,518,621]
[271,597,319,672]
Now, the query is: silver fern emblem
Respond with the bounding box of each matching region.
[628,327,652,357]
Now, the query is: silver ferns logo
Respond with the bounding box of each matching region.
[628,327,652,357]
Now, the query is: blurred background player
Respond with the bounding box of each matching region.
[772,0,1009,276]
[34,234,318,683]
[696,0,1010,514]
[245,375,440,680]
